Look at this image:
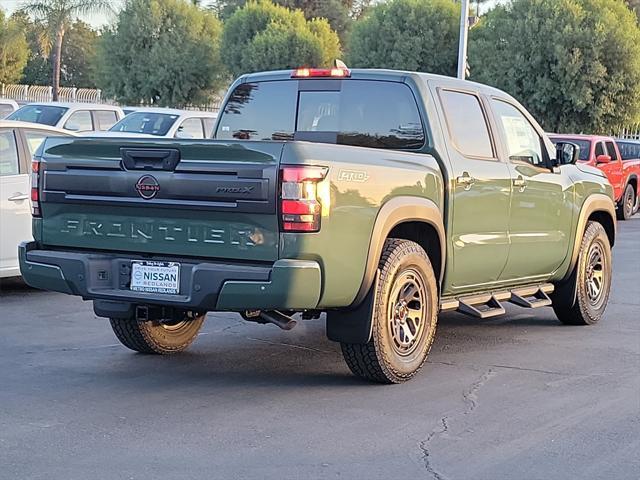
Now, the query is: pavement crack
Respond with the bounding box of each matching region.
[419,416,450,480]
[245,337,332,354]
[463,368,497,415]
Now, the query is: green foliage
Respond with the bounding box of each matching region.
[347,0,460,76]
[96,0,226,106]
[0,10,29,84]
[19,18,99,87]
[625,0,640,19]
[469,0,640,133]
[221,1,342,77]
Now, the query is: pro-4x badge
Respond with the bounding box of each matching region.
[135,175,160,200]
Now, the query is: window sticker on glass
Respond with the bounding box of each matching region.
[501,116,536,155]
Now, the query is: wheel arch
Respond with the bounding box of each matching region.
[564,193,616,282]
[352,196,445,308]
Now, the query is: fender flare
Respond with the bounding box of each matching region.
[561,193,616,289]
[352,196,445,307]
[326,196,445,344]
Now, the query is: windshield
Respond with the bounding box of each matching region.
[109,112,179,136]
[550,137,591,161]
[7,105,68,126]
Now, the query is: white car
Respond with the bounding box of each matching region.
[6,102,124,133]
[0,99,19,119]
[0,121,74,278]
[99,108,218,138]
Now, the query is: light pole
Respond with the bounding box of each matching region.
[457,0,471,79]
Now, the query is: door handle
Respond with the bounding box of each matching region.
[7,193,29,202]
[513,176,527,192]
[456,173,476,190]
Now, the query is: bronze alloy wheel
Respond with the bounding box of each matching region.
[584,241,608,309]
[387,269,428,357]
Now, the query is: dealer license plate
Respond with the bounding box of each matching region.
[130,261,180,294]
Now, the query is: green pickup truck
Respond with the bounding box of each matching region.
[20,68,616,383]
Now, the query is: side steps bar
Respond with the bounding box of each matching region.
[440,283,554,319]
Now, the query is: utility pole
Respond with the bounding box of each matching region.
[457,0,470,79]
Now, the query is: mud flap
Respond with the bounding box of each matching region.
[326,270,379,344]
[550,263,578,309]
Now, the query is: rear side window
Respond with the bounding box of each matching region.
[216,79,424,149]
[439,90,493,158]
[618,141,640,161]
[0,130,20,176]
[177,118,204,139]
[95,110,119,130]
[605,141,618,160]
[216,81,297,141]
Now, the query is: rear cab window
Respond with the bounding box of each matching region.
[215,79,425,150]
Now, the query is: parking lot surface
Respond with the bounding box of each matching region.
[1,218,638,480]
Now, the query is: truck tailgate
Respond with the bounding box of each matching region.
[37,138,283,262]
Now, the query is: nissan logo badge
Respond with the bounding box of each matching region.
[135,175,160,200]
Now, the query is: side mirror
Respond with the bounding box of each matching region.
[596,154,611,164]
[555,142,580,165]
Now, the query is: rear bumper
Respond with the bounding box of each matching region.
[19,242,322,314]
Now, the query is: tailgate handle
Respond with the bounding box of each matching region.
[120,148,180,171]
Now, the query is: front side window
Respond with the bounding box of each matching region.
[595,142,605,158]
[8,105,68,126]
[177,118,204,139]
[605,141,618,160]
[95,110,119,131]
[491,99,544,167]
[64,111,93,132]
[550,138,591,162]
[0,130,20,176]
[440,90,493,158]
[110,112,179,136]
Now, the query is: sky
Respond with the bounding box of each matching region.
[0,0,505,28]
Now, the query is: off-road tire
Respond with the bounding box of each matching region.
[617,183,635,220]
[109,314,205,354]
[341,239,438,384]
[553,222,612,325]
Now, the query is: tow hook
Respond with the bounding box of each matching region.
[242,310,298,331]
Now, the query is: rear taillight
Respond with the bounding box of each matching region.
[280,165,328,232]
[31,159,41,217]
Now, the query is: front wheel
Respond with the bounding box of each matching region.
[110,314,205,354]
[341,239,438,384]
[553,222,612,325]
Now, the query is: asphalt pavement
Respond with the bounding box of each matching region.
[1,218,639,480]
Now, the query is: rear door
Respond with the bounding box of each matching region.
[604,140,624,200]
[38,139,283,262]
[0,128,31,276]
[435,88,512,290]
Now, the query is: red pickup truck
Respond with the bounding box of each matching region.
[550,134,640,220]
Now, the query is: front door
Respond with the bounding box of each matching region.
[489,99,573,281]
[0,129,32,277]
[437,89,512,292]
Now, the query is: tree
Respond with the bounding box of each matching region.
[0,10,29,84]
[348,0,460,76]
[96,0,226,106]
[625,0,639,20]
[469,0,640,133]
[18,17,99,87]
[20,0,112,100]
[221,1,342,78]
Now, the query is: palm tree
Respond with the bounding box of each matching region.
[21,0,112,100]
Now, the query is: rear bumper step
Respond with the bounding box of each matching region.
[19,242,322,315]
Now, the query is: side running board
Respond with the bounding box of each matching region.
[440,283,554,319]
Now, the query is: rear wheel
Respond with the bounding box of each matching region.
[340,239,438,384]
[553,222,611,325]
[110,314,205,354]
[617,184,635,220]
